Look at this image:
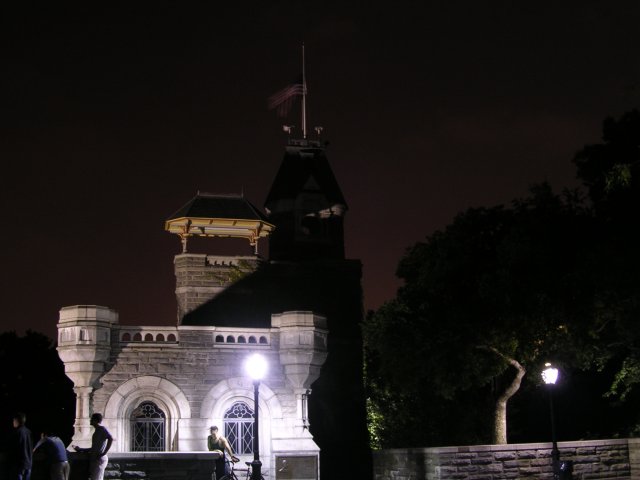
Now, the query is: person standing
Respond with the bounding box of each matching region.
[33,430,70,480]
[72,413,112,480]
[207,426,238,479]
[11,412,33,480]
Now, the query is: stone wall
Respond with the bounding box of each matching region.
[57,305,328,474]
[174,254,261,321]
[67,452,224,480]
[373,438,640,480]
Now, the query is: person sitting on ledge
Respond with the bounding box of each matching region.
[207,426,239,479]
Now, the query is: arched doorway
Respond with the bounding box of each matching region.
[130,401,166,451]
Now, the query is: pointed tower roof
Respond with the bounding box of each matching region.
[264,139,347,210]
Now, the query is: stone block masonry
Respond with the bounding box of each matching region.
[373,438,640,479]
[67,452,220,480]
[174,253,261,321]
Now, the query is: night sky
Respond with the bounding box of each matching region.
[2,2,639,340]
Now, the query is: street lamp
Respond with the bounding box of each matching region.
[245,353,267,480]
[542,362,560,480]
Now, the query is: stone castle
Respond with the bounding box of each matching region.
[56,139,371,479]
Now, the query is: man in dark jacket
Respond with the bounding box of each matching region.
[12,412,33,480]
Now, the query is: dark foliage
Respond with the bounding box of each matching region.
[365,110,640,447]
[0,331,75,453]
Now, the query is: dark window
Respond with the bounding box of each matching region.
[224,402,254,455]
[130,401,166,452]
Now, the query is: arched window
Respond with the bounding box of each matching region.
[248,336,257,344]
[259,336,268,344]
[121,333,131,341]
[238,336,246,344]
[223,401,254,455]
[226,336,236,343]
[156,334,165,342]
[144,333,154,341]
[167,334,176,342]
[130,401,166,451]
[133,333,142,341]
[215,335,225,343]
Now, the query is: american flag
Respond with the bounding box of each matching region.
[268,75,305,117]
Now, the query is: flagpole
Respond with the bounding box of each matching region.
[302,43,307,139]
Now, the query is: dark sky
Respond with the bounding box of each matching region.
[2,2,639,340]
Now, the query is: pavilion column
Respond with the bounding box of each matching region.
[72,386,94,447]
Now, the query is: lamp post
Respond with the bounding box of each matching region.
[245,353,267,480]
[542,362,560,480]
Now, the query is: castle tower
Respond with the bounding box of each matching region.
[165,193,275,322]
[264,139,347,261]
[57,305,118,447]
[263,138,371,479]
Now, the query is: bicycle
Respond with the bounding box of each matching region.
[212,456,241,480]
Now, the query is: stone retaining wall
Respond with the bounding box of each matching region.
[68,452,231,480]
[373,438,640,480]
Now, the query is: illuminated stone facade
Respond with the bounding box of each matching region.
[57,305,327,474]
[56,139,371,479]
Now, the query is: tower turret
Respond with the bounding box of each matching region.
[264,139,347,261]
[57,305,117,447]
[165,192,275,322]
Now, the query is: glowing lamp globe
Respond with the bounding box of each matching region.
[245,354,268,381]
[541,362,559,385]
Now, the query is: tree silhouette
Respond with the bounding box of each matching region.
[0,331,75,454]
[365,110,640,447]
